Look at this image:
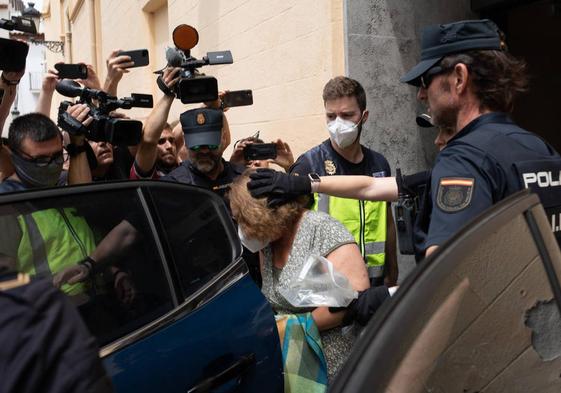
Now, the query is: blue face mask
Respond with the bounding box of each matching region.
[11,152,63,188]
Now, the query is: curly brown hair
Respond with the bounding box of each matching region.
[440,50,528,113]
[228,171,305,243]
[322,76,367,112]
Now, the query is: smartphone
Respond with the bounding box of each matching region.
[222,89,253,108]
[117,49,150,68]
[55,63,88,79]
[244,143,277,161]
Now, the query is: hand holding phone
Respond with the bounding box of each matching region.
[116,49,149,68]
[54,63,88,80]
[244,143,277,161]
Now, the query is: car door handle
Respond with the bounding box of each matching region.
[187,353,256,393]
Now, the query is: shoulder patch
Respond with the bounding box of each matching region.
[436,177,475,212]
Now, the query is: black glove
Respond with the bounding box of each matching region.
[247,168,311,207]
[330,286,391,326]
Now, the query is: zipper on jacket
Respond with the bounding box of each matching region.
[58,208,87,257]
[359,200,366,259]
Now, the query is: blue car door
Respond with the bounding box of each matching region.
[0,182,283,393]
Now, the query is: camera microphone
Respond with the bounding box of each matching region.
[55,79,83,98]
[165,47,184,67]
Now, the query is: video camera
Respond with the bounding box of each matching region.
[163,24,233,104]
[56,79,153,146]
[0,16,36,72]
[0,16,37,34]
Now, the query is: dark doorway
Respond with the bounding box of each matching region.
[476,0,561,153]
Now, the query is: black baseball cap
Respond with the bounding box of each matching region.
[180,108,223,149]
[401,19,503,86]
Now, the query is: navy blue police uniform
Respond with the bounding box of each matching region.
[421,112,561,253]
[0,276,113,393]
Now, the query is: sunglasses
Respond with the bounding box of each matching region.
[190,144,219,152]
[15,150,66,167]
[420,65,447,89]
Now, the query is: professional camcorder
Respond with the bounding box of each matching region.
[56,79,153,145]
[162,24,233,104]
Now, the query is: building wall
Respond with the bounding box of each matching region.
[345,0,475,175]
[41,0,346,158]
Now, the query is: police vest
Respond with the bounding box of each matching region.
[17,208,96,295]
[298,143,389,279]
[457,116,561,249]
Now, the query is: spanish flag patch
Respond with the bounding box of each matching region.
[436,177,475,212]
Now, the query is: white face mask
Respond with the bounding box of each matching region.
[326,113,364,149]
[238,226,269,253]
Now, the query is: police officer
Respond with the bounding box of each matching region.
[400,18,561,256]
[163,107,244,197]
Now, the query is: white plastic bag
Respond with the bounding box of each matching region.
[279,255,358,307]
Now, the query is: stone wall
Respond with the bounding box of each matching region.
[344,0,476,278]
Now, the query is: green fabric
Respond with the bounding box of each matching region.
[312,193,387,268]
[278,313,327,393]
[17,208,96,295]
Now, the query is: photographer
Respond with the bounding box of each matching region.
[230,135,294,171]
[36,64,102,117]
[130,67,181,179]
[0,109,91,193]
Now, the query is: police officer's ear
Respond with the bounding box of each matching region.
[452,63,470,96]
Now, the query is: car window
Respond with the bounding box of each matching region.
[148,186,237,300]
[0,189,174,347]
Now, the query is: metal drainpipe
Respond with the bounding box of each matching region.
[65,7,72,62]
[88,0,97,70]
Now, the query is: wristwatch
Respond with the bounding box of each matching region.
[65,143,88,157]
[308,172,321,192]
[1,73,20,86]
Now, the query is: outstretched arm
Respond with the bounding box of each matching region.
[36,68,59,116]
[134,67,180,175]
[103,50,134,96]
[247,169,399,205]
[316,175,398,201]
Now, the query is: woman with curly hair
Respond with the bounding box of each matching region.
[228,171,369,380]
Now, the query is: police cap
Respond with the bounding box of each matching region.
[180,108,223,149]
[400,19,503,86]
